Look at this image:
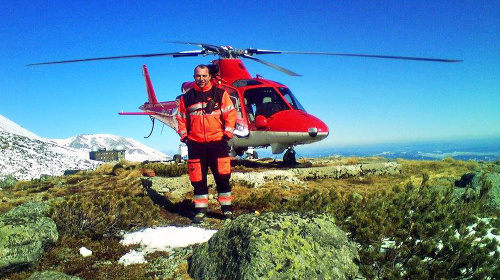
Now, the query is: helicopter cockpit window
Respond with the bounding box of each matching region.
[278,87,306,111]
[221,86,243,119]
[229,93,242,119]
[244,87,289,119]
[232,79,263,88]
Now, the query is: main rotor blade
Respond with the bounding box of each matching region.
[272,51,462,63]
[170,41,222,53]
[242,54,301,76]
[27,50,203,66]
[246,48,283,55]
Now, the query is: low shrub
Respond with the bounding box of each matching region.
[234,189,282,211]
[50,188,163,239]
[141,162,188,177]
[0,174,17,190]
[94,162,115,175]
[279,180,500,279]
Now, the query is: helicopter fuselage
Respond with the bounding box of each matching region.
[129,58,329,155]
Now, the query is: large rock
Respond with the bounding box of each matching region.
[455,172,500,212]
[294,162,401,180]
[189,212,359,279]
[0,202,59,276]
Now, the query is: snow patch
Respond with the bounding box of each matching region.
[118,226,217,266]
[79,247,93,257]
[119,249,147,266]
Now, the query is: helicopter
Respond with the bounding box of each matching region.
[28,42,461,165]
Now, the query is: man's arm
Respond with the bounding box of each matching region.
[220,91,237,139]
[176,97,188,142]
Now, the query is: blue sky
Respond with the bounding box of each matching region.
[1,1,499,155]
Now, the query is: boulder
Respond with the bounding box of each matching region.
[455,172,500,213]
[28,271,82,280]
[189,212,358,280]
[0,202,59,276]
[454,172,480,188]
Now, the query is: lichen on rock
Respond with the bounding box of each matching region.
[189,211,358,279]
[0,202,58,276]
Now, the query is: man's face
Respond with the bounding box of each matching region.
[194,67,211,88]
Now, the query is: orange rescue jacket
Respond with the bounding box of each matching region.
[176,83,237,143]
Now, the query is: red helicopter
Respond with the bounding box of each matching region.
[29,42,461,164]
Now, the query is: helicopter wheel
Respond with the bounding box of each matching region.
[246,150,258,159]
[252,151,258,159]
[234,148,245,157]
[283,148,297,166]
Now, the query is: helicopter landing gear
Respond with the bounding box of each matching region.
[233,148,245,157]
[283,148,297,166]
[250,150,258,159]
[232,147,259,159]
[245,148,258,160]
[173,143,188,163]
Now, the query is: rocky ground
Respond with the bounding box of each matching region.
[1,156,499,279]
[147,157,401,210]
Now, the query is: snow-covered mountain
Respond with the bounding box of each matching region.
[0,114,170,181]
[0,114,99,180]
[52,134,171,163]
[0,114,44,140]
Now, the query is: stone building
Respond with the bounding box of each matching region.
[89,145,125,162]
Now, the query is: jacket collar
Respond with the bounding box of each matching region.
[194,82,212,92]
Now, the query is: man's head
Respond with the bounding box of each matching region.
[194,65,211,88]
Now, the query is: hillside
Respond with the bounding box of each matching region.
[0,113,170,180]
[0,130,98,181]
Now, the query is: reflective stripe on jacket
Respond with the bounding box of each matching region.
[176,83,237,143]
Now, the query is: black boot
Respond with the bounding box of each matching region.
[192,208,207,224]
[221,205,234,220]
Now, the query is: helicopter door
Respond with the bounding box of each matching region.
[222,85,249,137]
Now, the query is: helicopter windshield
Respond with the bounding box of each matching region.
[278,87,306,111]
[244,87,290,120]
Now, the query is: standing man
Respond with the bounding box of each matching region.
[176,64,237,223]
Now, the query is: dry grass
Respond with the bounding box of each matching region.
[231,158,488,216]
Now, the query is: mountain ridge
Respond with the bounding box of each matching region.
[51,134,171,162]
[0,114,171,180]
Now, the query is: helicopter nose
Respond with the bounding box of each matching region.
[267,110,329,142]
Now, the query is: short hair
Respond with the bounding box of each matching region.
[194,64,210,75]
